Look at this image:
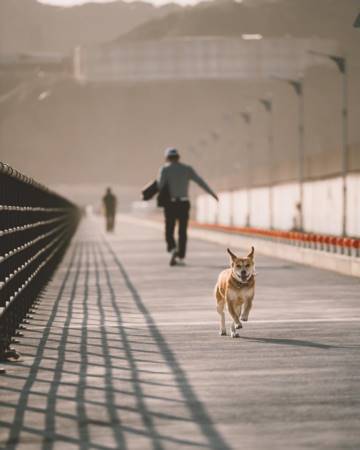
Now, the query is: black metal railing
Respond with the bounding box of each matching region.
[0,162,80,361]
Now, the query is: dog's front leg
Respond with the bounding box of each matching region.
[226,298,241,338]
[234,304,242,330]
[241,298,253,322]
[216,301,226,336]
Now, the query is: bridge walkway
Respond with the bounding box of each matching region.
[0,215,359,450]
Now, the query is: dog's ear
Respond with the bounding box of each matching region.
[227,248,237,262]
[247,246,255,259]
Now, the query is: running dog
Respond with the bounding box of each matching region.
[215,247,256,338]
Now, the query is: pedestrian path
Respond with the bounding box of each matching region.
[1,215,359,450]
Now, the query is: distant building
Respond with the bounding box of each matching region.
[74,36,339,83]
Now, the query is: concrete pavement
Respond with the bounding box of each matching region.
[0,215,359,450]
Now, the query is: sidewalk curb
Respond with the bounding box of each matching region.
[120,215,360,278]
[189,227,360,278]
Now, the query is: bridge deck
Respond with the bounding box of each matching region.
[1,216,359,450]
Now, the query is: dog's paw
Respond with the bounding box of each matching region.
[235,322,242,329]
[230,331,240,338]
[240,316,248,322]
[219,330,227,336]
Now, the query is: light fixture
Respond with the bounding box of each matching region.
[241,34,263,40]
[38,91,50,101]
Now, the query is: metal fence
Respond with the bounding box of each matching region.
[0,163,80,362]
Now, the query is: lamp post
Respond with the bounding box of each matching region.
[354,13,360,28]
[239,112,252,227]
[274,77,304,230]
[194,130,222,188]
[309,51,348,236]
[259,98,274,229]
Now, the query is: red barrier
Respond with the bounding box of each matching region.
[191,221,360,257]
[324,236,331,249]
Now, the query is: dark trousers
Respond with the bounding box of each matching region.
[106,212,115,232]
[164,201,190,259]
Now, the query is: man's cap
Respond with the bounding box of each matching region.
[164,147,179,158]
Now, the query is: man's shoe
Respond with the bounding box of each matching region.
[169,249,178,266]
[176,258,186,266]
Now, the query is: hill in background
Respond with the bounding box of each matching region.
[0,0,180,54]
[1,0,359,207]
[120,0,359,47]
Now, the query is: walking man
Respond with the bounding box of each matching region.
[158,148,218,266]
[102,187,117,232]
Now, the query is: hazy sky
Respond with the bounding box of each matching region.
[38,0,209,6]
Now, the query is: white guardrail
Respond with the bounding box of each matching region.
[196,173,360,237]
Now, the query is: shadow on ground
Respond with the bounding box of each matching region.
[0,241,232,450]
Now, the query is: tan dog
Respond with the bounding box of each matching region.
[215,247,256,338]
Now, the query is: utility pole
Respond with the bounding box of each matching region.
[309,51,348,235]
[274,77,305,230]
[260,98,274,229]
[240,112,252,227]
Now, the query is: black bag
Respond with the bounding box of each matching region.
[142,180,158,201]
[141,180,170,207]
[157,183,171,208]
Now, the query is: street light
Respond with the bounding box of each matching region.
[239,111,252,227]
[259,97,274,229]
[308,50,348,235]
[273,77,304,230]
[354,13,360,28]
[191,130,222,184]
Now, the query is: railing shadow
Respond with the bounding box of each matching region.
[0,237,232,450]
[0,243,82,450]
[99,242,232,450]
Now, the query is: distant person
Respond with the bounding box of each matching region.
[157,148,218,266]
[292,201,303,231]
[102,187,117,232]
